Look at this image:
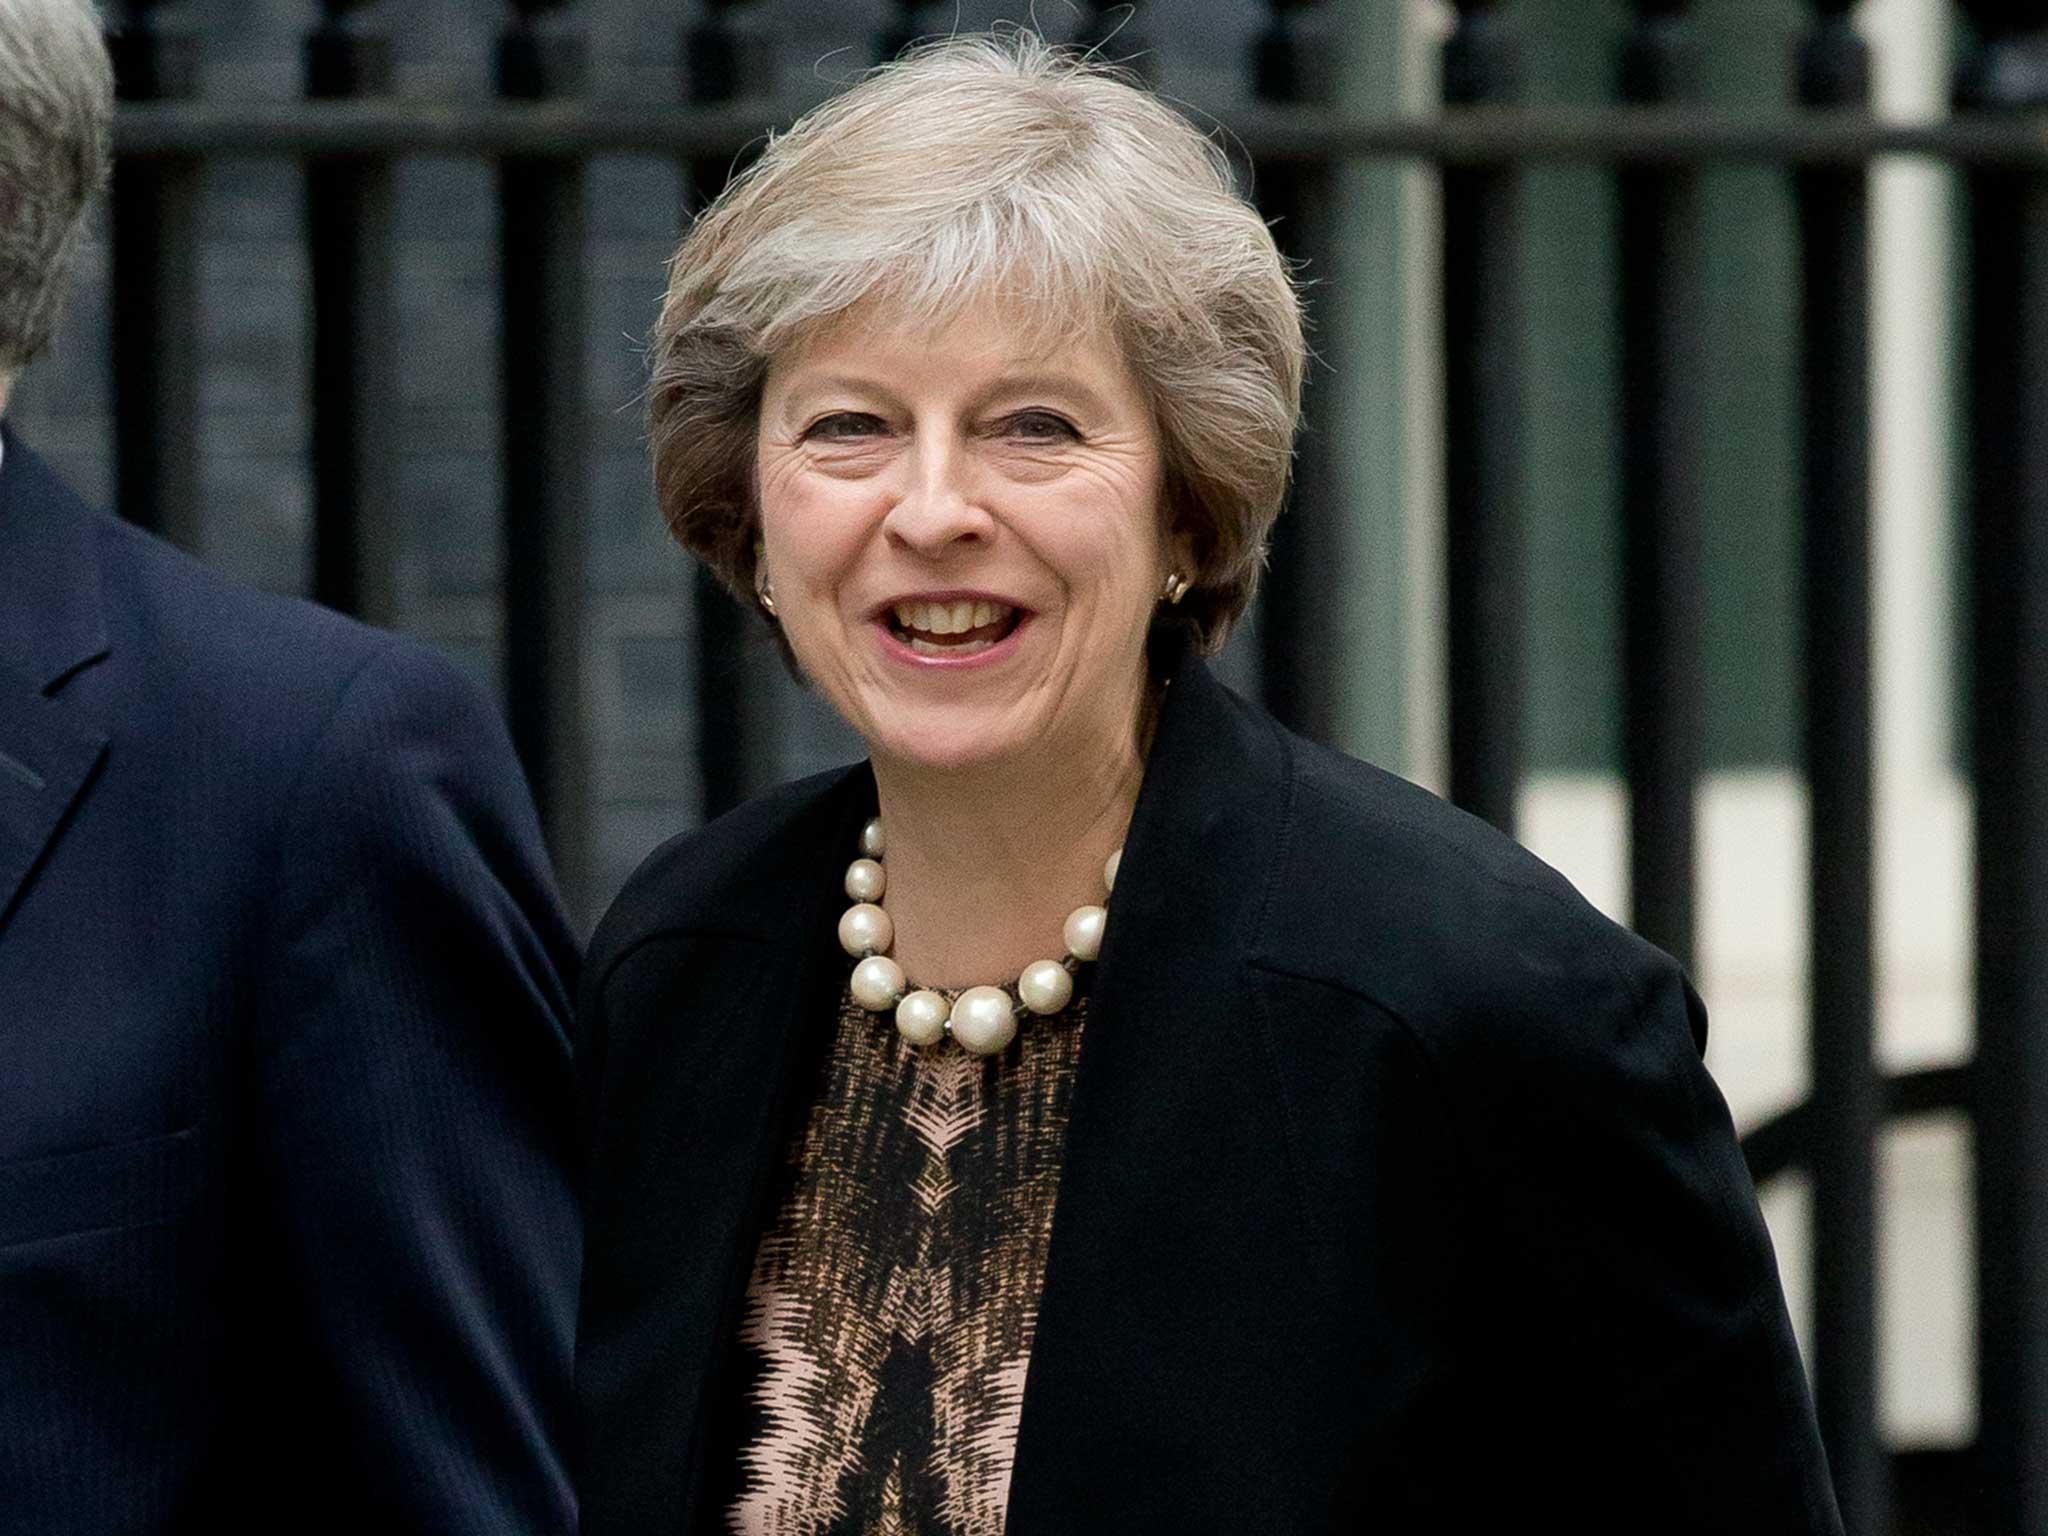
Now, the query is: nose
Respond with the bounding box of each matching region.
[881,436,994,556]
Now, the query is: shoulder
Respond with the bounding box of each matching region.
[83,514,550,916]
[96,511,411,703]
[1258,729,1692,1059]
[585,763,868,989]
[90,511,511,771]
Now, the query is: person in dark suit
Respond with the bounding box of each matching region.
[576,33,1842,1535]
[0,3,580,1530]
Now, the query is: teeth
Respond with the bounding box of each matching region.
[890,599,1016,637]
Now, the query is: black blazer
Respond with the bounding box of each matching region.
[0,427,581,1534]
[577,656,1842,1534]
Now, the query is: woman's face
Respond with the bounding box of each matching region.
[755,298,1176,779]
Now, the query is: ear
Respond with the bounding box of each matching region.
[1154,469,1201,584]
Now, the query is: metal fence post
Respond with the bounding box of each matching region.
[684,1,775,822]
[1440,1,1526,835]
[1958,9,2048,1534]
[106,1,201,550]
[499,0,592,922]
[1251,0,1336,744]
[1796,8,1885,1530]
[305,0,397,625]
[1617,0,1705,974]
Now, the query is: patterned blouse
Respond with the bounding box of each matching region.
[713,983,1088,1534]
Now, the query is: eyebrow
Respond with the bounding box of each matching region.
[774,370,1116,422]
[973,373,1115,418]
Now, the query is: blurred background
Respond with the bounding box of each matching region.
[13,0,2045,1531]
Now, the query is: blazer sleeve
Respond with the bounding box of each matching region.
[242,638,581,1534]
[1453,931,1844,1534]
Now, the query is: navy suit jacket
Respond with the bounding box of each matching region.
[0,426,581,1534]
[577,655,1842,1533]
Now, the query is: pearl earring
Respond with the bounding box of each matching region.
[756,577,778,617]
[1160,571,1190,606]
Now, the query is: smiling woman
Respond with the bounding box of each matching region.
[751,301,1172,818]
[574,30,1842,1536]
[647,33,1300,667]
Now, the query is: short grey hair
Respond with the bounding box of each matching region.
[0,0,113,383]
[648,30,1307,657]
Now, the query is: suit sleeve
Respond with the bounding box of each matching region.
[1456,931,1844,1534]
[244,638,581,1534]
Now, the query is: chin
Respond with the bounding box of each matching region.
[862,707,1043,778]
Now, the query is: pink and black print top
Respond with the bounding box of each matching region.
[710,982,1088,1534]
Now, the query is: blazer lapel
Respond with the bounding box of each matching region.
[0,690,107,931]
[665,923,845,1522]
[1006,660,1315,1520]
[0,427,113,932]
[603,771,875,1529]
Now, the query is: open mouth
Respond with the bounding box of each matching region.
[886,599,1024,657]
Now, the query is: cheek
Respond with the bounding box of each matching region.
[758,467,868,597]
[754,452,813,552]
[754,450,796,510]
[1053,479,1165,625]
[757,494,888,692]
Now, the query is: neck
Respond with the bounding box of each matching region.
[868,707,1149,991]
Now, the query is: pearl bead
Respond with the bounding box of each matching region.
[1018,959,1074,1015]
[850,954,906,1011]
[844,858,886,903]
[838,902,893,958]
[895,989,950,1046]
[949,986,1018,1056]
[1063,904,1106,962]
[839,819,1119,1053]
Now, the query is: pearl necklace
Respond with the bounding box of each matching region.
[838,817,1119,1055]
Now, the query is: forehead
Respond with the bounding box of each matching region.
[768,293,1138,398]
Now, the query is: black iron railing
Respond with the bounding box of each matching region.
[91,3,2048,1531]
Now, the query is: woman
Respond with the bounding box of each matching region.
[576,33,1842,1536]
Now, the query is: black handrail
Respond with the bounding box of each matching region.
[1741,1066,1972,1187]
[109,102,2048,166]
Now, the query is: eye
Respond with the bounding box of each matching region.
[803,411,886,442]
[1000,410,1079,443]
